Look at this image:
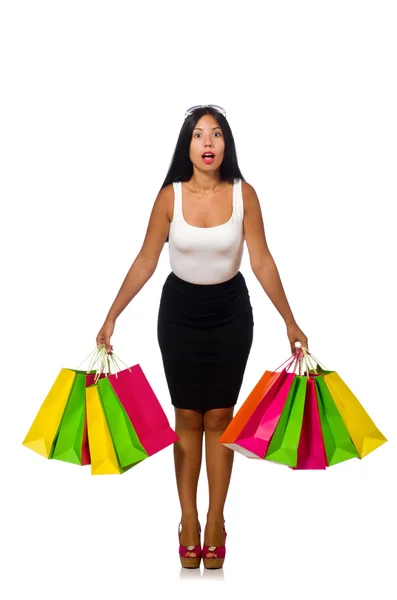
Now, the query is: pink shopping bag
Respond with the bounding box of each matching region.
[294,377,328,470]
[106,364,178,456]
[235,369,297,459]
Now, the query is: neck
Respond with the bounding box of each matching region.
[189,168,222,193]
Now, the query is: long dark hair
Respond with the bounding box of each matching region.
[161,106,245,243]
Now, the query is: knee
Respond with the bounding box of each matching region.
[175,408,204,432]
[204,408,234,433]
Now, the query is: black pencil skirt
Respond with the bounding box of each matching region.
[157,271,254,412]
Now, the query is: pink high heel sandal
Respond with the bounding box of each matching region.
[203,522,227,569]
[178,521,202,568]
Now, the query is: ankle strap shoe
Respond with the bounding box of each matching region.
[203,523,227,569]
[178,521,202,569]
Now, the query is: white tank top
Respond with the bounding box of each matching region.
[168,178,245,285]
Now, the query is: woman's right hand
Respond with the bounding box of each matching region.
[96,319,115,354]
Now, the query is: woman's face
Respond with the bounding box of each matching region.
[189,113,225,172]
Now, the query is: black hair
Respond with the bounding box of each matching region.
[160,106,245,243]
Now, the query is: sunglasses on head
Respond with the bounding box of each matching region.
[184,104,226,119]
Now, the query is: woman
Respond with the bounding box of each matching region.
[96,104,308,570]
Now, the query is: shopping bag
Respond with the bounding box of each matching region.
[22,344,110,463]
[264,375,307,467]
[84,347,147,475]
[22,368,83,459]
[96,377,149,469]
[105,362,179,456]
[51,372,105,465]
[219,369,284,455]
[85,347,179,474]
[22,347,108,464]
[294,377,328,470]
[314,376,359,466]
[323,372,387,458]
[303,348,387,460]
[220,354,300,458]
[85,384,123,475]
[51,371,87,465]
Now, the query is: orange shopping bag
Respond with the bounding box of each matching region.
[219,353,300,458]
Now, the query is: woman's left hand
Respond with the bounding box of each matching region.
[286,321,309,355]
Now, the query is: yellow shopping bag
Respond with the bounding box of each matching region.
[22,368,77,458]
[323,372,387,458]
[85,385,121,475]
[22,346,112,461]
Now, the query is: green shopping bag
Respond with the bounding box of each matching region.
[96,377,149,469]
[315,376,360,465]
[52,371,104,466]
[51,371,87,465]
[264,376,307,467]
[51,347,112,466]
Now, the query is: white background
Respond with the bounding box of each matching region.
[1,1,396,599]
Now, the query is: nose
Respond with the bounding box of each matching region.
[202,132,214,147]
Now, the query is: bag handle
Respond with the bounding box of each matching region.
[300,348,312,377]
[107,351,132,373]
[105,351,132,380]
[301,348,318,373]
[76,346,103,370]
[92,345,112,382]
[276,347,319,379]
[89,346,108,375]
[74,345,113,382]
[89,345,133,382]
[301,347,329,371]
[76,344,124,369]
[274,351,301,373]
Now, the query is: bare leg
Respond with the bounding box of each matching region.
[174,407,204,554]
[203,407,235,556]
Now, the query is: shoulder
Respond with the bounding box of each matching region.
[156,183,174,222]
[240,180,259,216]
[241,180,255,194]
[158,182,174,198]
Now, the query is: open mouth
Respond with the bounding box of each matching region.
[202,152,215,163]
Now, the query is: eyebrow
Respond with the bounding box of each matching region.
[193,126,221,130]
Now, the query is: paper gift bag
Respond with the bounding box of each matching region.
[85,347,178,474]
[51,371,87,465]
[95,377,149,469]
[84,348,145,475]
[221,354,300,458]
[22,368,82,459]
[22,345,110,461]
[105,363,179,456]
[219,369,284,455]
[303,348,387,460]
[294,377,328,470]
[265,375,307,467]
[85,384,123,475]
[314,376,359,466]
[235,372,297,459]
[323,372,387,458]
[51,371,105,465]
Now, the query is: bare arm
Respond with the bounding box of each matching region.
[242,181,295,323]
[96,184,172,349]
[242,181,308,353]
